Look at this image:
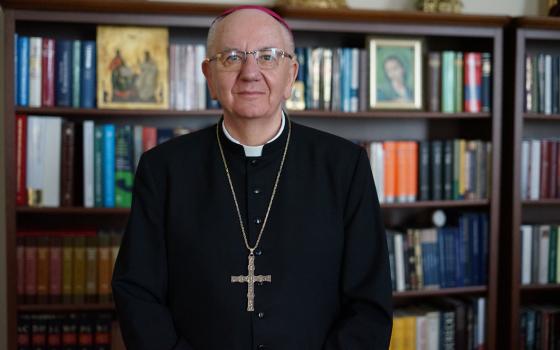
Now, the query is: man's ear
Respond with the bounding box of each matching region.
[202,60,217,99]
[283,59,299,100]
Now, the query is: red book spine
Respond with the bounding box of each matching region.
[24,236,37,304]
[16,114,27,206]
[17,236,25,303]
[549,141,557,199]
[143,126,157,152]
[464,52,482,113]
[540,140,550,198]
[60,120,75,207]
[41,38,56,107]
[49,236,63,303]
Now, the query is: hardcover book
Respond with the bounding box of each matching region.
[97,26,169,109]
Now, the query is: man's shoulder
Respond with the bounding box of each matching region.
[292,121,363,156]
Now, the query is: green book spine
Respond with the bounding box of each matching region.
[115,125,133,208]
[454,52,463,113]
[94,125,104,207]
[557,225,560,283]
[72,40,81,108]
[453,139,461,199]
[532,55,539,113]
[549,226,557,283]
[441,51,456,113]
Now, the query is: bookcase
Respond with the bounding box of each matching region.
[501,16,560,350]
[1,1,507,349]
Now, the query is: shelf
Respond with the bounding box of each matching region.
[522,199,560,206]
[520,284,560,292]
[15,107,491,120]
[18,303,115,312]
[523,113,560,121]
[16,200,490,215]
[381,199,490,209]
[393,286,487,299]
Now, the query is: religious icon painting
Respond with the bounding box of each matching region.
[97,26,169,109]
[368,37,423,110]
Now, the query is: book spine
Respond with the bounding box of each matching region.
[442,51,456,113]
[530,140,541,200]
[17,236,25,303]
[73,235,86,303]
[443,140,454,200]
[549,226,558,283]
[62,236,73,303]
[94,313,112,350]
[396,142,408,203]
[94,125,104,207]
[17,36,30,107]
[55,40,73,107]
[394,233,405,292]
[540,140,550,199]
[322,48,333,111]
[383,141,397,203]
[553,56,559,114]
[431,141,443,200]
[14,33,18,106]
[102,124,115,208]
[350,48,359,112]
[47,314,62,350]
[409,142,418,202]
[62,313,78,349]
[98,231,112,303]
[49,236,62,304]
[455,52,464,113]
[17,313,31,349]
[41,38,56,107]
[115,125,133,208]
[525,54,533,112]
[419,141,430,201]
[521,225,533,285]
[464,52,482,113]
[85,235,98,303]
[544,54,552,115]
[538,226,550,284]
[481,52,492,113]
[24,236,37,303]
[538,54,545,114]
[43,118,62,207]
[72,40,81,108]
[60,121,75,207]
[83,121,95,207]
[550,141,558,198]
[16,114,28,206]
[78,313,94,350]
[31,314,48,349]
[29,37,42,107]
[428,52,441,112]
[80,40,96,108]
[359,49,368,112]
[521,141,530,199]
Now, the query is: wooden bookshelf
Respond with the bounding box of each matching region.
[501,16,560,350]
[1,1,506,349]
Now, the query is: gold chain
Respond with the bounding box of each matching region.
[216,116,291,254]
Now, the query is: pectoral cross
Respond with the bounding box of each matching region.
[231,251,271,312]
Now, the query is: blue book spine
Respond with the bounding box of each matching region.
[17,36,29,106]
[460,215,472,286]
[80,41,96,108]
[480,213,489,284]
[471,213,481,285]
[445,227,457,288]
[437,228,447,288]
[14,33,18,105]
[295,47,306,82]
[455,225,465,287]
[157,128,174,145]
[305,47,313,109]
[343,48,352,112]
[481,52,492,112]
[55,40,73,107]
[103,124,115,208]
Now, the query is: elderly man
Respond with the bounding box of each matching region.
[112,6,392,350]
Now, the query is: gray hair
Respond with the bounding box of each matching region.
[206,15,295,56]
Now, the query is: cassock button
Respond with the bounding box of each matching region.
[254,249,262,256]
[258,312,265,319]
[257,345,266,350]
[255,217,262,225]
[253,188,261,195]
[250,159,258,166]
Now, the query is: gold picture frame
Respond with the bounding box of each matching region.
[97,26,169,109]
[368,37,423,110]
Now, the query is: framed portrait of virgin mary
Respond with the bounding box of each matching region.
[368,37,423,110]
[97,26,169,109]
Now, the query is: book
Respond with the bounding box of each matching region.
[81,40,97,108]
[17,36,30,106]
[72,40,82,108]
[28,37,42,107]
[55,40,73,107]
[41,38,56,107]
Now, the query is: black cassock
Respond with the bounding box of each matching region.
[112,118,393,350]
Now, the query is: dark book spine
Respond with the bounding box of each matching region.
[18,313,31,350]
[540,140,550,199]
[550,141,558,198]
[41,38,56,107]
[17,236,25,303]
[385,231,397,291]
[553,56,559,114]
[61,120,75,207]
[538,54,545,114]
[431,141,443,200]
[31,314,48,350]
[94,313,112,350]
[24,236,37,304]
[482,52,492,113]
[428,52,441,112]
[47,314,63,350]
[49,236,63,304]
[62,313,78,350]
[78,313,94,350]
[94,125,104,208]
[525,55,533,113]
[406,230,417,290]
[36,236,50,304]
[55,40,73,107]
[419,141,430,201]
[443,140,453,200]
[80,41,96,108]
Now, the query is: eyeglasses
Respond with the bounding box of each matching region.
[205,48,294,71]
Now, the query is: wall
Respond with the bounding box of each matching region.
[154,0,550,16]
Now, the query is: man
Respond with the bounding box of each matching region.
[112,6,392,350]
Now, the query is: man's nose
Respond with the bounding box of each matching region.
[239,53,261,80]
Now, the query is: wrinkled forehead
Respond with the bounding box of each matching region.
[213,9,290,50]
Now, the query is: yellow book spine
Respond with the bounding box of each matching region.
[73,236,86,303]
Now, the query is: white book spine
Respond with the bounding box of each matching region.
[416,315,427,350]
[521,140,530,200]
[322,49,333,110]
[169,44,176,110]
[83,121,95,208]
[476,298,486,348]
[350,48,359,112]
[370,142,384,203]
[26,117,44,204]
[530,140,541,200]
[394,233,405,292]
[43,117,62,207]
[521,225,532,285]
[134,125,143,171]
[545,54,552,115]
[426,311,440,350]
[538,225,550,284]
[185,44,195,111]
[177,45,186,111]
[28,37,42,107]
[195,44,206,110]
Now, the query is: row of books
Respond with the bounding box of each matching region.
[365,140,491,203]
[521,139,560,200]
[525,53,560,115]
[427,51,492,113]
[15,35,96,108]
[386,213,489,292]
[18,312,119,350]
[390,297,486,350]
[520,306,560,350]
[16,230,122,304]
[15,115,194,207]
[520,225,560,285]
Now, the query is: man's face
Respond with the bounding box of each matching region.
[202,10,298,121]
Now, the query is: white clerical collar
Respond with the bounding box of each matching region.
[222,112,286,157]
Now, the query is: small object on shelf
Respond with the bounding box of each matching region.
[276,0,347,9]
[417,0,463,13]
[432,209,447,227]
